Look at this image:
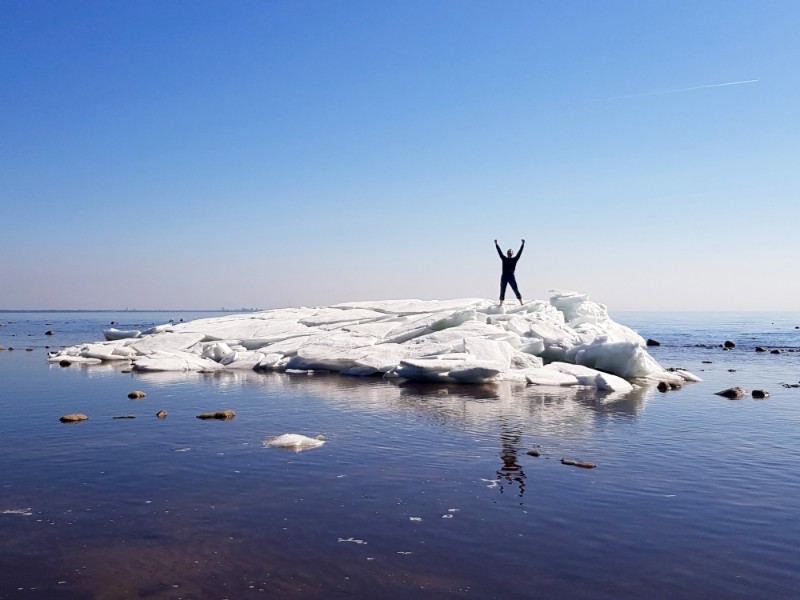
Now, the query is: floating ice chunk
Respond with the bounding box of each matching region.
[525,369,580,387]
[103,328,141,341]
[566,336,662,379]
[543,362,633,392]
[510,351,543,370]
[447,360,504,383]
[299,308,386,327]
[674,369,703,382]
[130,333,206,356]
[132,350,221,372]
[332,298,486,315]
[254,353,285,369]
[79,342,134,361]
[142,323,172,335]
[464,338,514,369]
[518,338,545,356]
[264,433,325,452]
[47,354,102,365]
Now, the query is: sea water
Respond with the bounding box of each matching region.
[1,311,799,598]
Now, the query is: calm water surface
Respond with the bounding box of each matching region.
[1,311,800,599]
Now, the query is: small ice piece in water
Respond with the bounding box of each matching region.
[338,537,367,545]
[1,508,33,516]
[409,516,422,521]
[264,433,326,452]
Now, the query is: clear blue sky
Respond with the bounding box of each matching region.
[2,1,797,310]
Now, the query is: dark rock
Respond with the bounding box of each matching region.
[728,369,736,372]
[702,360,713,364]
[715,386,747,399]
[657,381,669,393]
[60,413,88,423]
[770,349,781,354]
[561,458,596,469]
[45,330,54,336]
[156,410,168,419]
[752,390,770,399]
[112,415,136,419]
[25,348,33,352]
[755,347,766,352]
[723,341,736,349]
[669,382,682,390]
[646,338,660,347]
[526,449,541,457]
[795,326,799,329]
[59,360,71,367]
[196,410,236,420]
[127,390,146,399]
[110,321,118,325]
[8,347,13,351]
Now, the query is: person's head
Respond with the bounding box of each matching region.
[507,249,513,257]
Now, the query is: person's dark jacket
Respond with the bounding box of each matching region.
[496,241,524,276]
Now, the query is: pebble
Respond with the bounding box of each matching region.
[751,390,770,399]
[526,449,541,457]
[156,410,168,419]
[127,391,146,399]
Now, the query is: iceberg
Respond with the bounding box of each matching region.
[48,291,698,390]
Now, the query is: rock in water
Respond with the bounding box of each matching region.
[526,449,541,457]
[196,410,236,420]
[264,433,325,452]
[657,381,669,393]
[646,338,660,346]
[127,390,146,399]
[755,347,766,352]
[155,410,168,419]
[112,415,136,419]
[715,387,747,399]
[752,390,770,399]
[60,413,88,423]
[45,330,54,336]
[561,458,596,469]
[723,341,736,349]
[770,349,781,354]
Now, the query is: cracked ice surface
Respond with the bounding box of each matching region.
[48,291,699,390]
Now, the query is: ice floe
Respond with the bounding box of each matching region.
[48,291,699,391]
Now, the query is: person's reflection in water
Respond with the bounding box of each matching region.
[495,420,526,500]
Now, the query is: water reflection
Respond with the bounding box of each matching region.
[496,418,526,499]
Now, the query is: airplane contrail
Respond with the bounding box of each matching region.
[586,79,759,103]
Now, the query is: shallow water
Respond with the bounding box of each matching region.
[2,311,800,598]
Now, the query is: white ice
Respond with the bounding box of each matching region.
[49,291,696,390]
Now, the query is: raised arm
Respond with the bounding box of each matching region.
[495,240,504,259]
[516,239,525,258]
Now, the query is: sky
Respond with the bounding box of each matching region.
[1,0,798,311]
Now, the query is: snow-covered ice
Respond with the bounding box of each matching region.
[48,291,699,391]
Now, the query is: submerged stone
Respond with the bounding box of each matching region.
[127,390,146,399]
[751,390,770,399]
[156,410,168,419]
[196,410,236,420]
[561,458,596,469]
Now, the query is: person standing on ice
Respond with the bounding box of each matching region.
[494,239,525,305]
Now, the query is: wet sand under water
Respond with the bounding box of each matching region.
[2,319,800,599]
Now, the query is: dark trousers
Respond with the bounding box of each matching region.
[500,274,521,301]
